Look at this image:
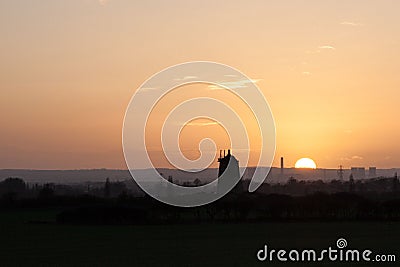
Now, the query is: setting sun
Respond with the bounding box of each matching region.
[295,158,317,169]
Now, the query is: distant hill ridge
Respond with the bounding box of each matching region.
[0,167,399,184]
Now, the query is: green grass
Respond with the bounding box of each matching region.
[0,209,399,266]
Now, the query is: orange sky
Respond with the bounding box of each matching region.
[1,0,400,169]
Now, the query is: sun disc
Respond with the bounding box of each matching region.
[295,158,317,169]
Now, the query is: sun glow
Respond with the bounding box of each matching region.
[295,158,317,169]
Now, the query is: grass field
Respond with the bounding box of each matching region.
[0,209,399,266]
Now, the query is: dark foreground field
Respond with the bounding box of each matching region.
[0,209,399,267]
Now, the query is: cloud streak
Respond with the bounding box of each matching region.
[340,21,363,27]
[173,76,198,81]
[341,155,364,161]
[185,121,220,127]
[137,87,158,93]
[208,78,262,90]
[318,45,336,50]
[306,45,336,54]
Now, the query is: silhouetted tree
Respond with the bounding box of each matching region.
[1,192,17,204]
[392,173,398,192]
[104,178,111,198]
[288,176,297,185]
[349,174,355,193]
[118,190,129,201]
[0,177,26,195]
[193,178,201,186]
[167,176,173,198]
[38,183,55,198]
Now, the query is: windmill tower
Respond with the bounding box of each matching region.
[217,149,241,194]
[337,165,344,181]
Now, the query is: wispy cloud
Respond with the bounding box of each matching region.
[137,87,158,93]
[340,21,363,27]
[208,79,262,90]
[207,85,222,90]
[341,155,364,161]
[185,121,219,127]
[306,45,336,54]
[302,71,311,76]
[173,76,198,81]
[318,45,336,50]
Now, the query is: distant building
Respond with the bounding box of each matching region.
[351,167,366,179]
[280,157,284,176]
[337,165,344,181]
[217,149,242,194]
[369,167,377,178]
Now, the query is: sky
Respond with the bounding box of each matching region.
[1,0,400,169]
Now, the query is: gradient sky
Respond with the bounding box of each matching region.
[1,0,400,169]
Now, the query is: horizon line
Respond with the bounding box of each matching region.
[1,167,400,171]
